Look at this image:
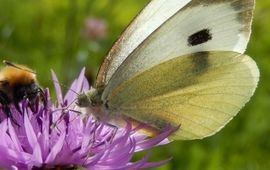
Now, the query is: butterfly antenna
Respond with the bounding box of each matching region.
[51,108,83,129]
[51,97,79,114]
[51,80,80,96]
[3,60,36,74]
[51,97,82,128]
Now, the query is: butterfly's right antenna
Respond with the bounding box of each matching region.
[51,80,80,96]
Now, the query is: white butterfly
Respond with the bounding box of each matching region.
[77,0,259,140]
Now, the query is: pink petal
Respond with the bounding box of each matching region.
[51,70,63,105]
[24,113,43,164]
[45,132,66,164]
[8,119,23,152]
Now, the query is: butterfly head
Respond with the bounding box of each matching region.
[76,88,102,108]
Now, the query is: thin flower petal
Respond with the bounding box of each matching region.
[24,111,43,164]
[24,112,38,150]
[135,127,175,151]
[82,77,90,90]
[64,68,85,102]
[45,132,66,164]
[74,67,86,93]
[51,69,63,105]
[7,119,23,152]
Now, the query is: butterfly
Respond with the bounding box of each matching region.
[77,0,259,140]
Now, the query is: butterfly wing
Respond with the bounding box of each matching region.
[106,51,259,140]
[96,0,192,88]
[99,0,254,99]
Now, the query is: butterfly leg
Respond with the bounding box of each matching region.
[106,123,118,143]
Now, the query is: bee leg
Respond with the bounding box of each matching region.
[38,88,47,108]
[106,123,118,143]
[27,95,39,113]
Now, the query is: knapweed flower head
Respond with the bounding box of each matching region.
[0,69,174,170]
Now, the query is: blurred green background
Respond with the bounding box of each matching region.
[0,0,269,170]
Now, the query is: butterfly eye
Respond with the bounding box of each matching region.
[76,93,91,107]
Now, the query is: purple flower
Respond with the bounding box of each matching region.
[0,69,174,170]
[82,17,107,40]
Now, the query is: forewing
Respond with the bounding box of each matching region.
[96,0,192,88]
[107,51,259,140]
[102,0,255,99]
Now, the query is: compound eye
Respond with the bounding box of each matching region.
[77,93,91,107]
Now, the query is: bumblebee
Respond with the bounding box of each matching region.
[0,60,43,123]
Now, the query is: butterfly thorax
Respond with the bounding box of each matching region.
[77,88,106,119]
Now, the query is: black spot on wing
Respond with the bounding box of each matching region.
[188,29,212,46]
[191,52,209,75]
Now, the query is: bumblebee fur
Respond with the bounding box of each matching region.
[0,60,43,124]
